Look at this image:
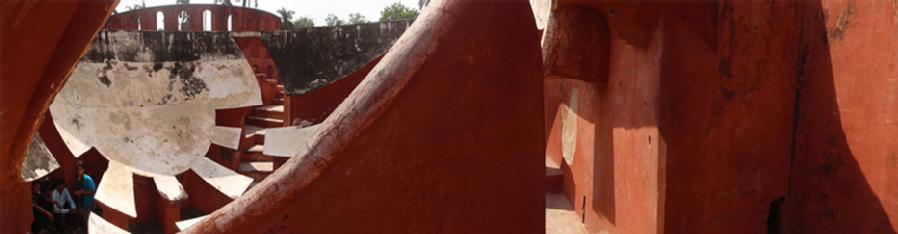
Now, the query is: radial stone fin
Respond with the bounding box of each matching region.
[211,126,243,150]
[176,215,208,231]
[88,212,130,234]
[95,161,137,218]
[263,125,320,157]
[191,157,253,199]
[154,175,188,201]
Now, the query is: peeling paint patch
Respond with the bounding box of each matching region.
[829,2,855,41]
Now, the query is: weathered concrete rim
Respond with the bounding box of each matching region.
[181,0,457,231]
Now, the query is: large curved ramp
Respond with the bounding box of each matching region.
[184,0,544,233]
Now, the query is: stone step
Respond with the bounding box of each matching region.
[252,105,285,119]
[237,161,273,182]
[247,144,264,153]
[246,116,283,128]
[240,125,265,149]
[242,152,273,162]
[243,125,265,138]
[546,159,564,194]
[243,145,273,162]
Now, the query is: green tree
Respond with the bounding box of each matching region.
[347,13,367,24]
[325,14,344,26]
[125,0,146,11]
[277,7,295,29]
[293,17,315,28]
[380,2,419,21]
[418,0,430,9]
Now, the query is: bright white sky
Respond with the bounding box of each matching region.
[115,0,421,26]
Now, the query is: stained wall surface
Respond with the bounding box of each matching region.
[261,20,411,95]
[658,2,800,233]
[784,0,898,232]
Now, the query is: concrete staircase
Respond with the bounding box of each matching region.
[236,77,288,186]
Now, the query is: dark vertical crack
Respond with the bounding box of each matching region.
[787,41,810,196]
[581,196,587,223]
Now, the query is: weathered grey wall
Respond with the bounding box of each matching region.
[261,20,412,95]
[21,133,58,182]
[50,30,261,227]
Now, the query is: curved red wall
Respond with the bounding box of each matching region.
[105,4,279,32]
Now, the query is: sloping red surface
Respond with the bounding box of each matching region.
[184,0,545,232]
[0,0,117,232]
[783,0,898,232]
[545,1,897,233]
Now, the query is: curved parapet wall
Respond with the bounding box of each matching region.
[261,20,412,95]
[185,0,544,233]
[105,4,280,32]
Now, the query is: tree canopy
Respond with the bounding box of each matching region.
[293,17,315,28]
[347,13,367,25]
[277,7,295,29]
[418,0,430,9]
[325,14,344,26]
[125,0,146,11]
[380,2,419,21]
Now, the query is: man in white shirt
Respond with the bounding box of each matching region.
[50,180,76,230]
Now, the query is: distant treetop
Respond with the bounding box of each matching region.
[379,2,418,22]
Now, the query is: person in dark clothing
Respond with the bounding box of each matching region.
[32,181,54,233]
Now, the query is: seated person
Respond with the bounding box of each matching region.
[50,180,76,230]
[32,181,54,233]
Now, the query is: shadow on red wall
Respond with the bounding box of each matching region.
[780,1,895,232]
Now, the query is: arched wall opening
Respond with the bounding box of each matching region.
[178,10,189,31]
[227,14,233,31]
[156,11,164,31]
[203,10,212,31]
